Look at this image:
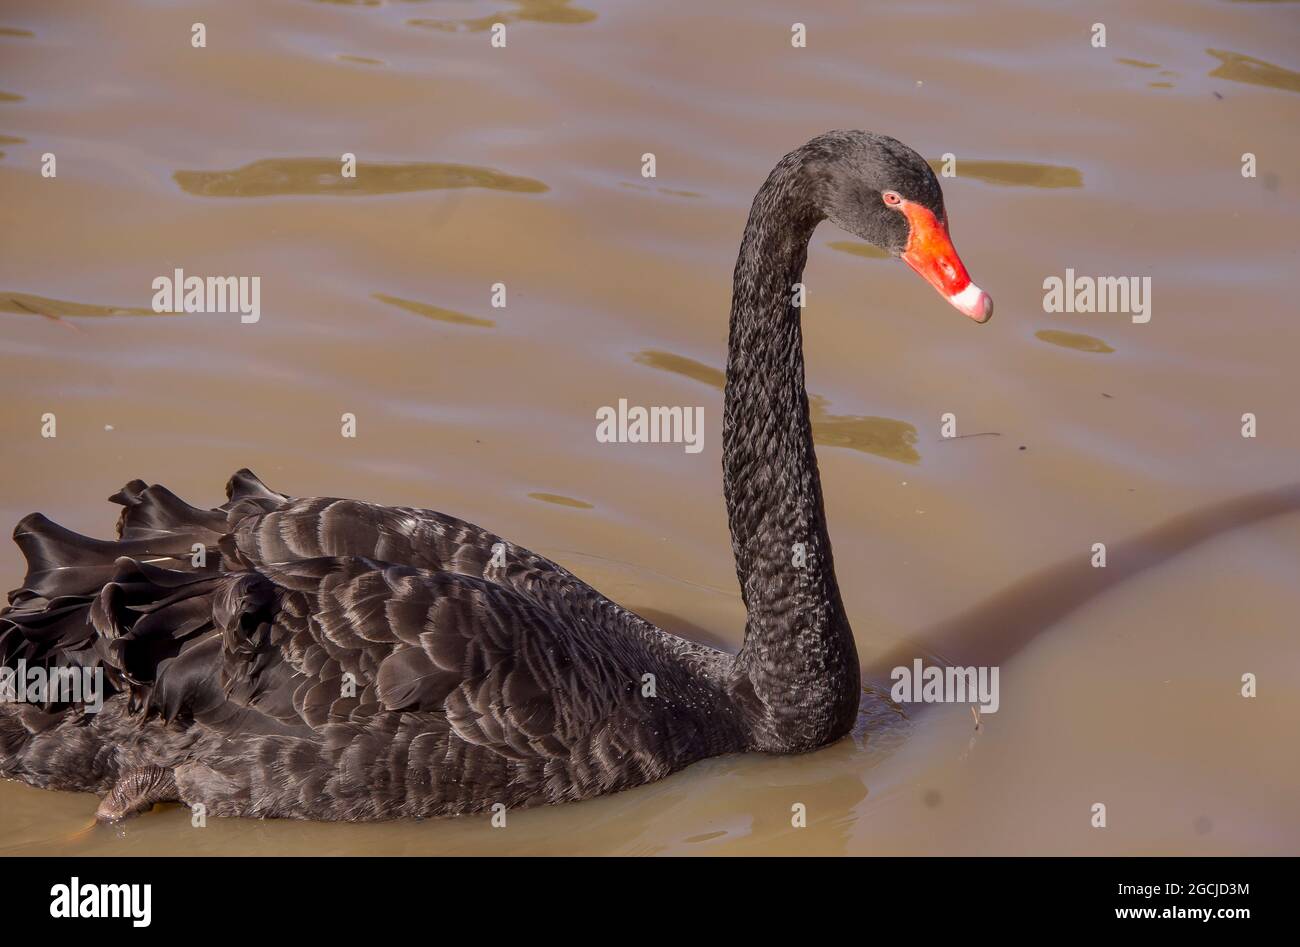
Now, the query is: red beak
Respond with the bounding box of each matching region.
[898,200,992,323]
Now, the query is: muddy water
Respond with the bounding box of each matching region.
[2,0,1299,855]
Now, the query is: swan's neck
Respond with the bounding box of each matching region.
[723,159,860,751]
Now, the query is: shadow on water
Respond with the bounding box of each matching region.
[1207,49,1300,94]
[527,491,593,509]
[926,158,1083,188]
[174,158,548,198]
[632,349,920,463]
[2,291,159,321]
[0,133,26,162]
[863,482,1300,687]
[521,485,1300,838]
[808,395,919,463]
[373,292,495,327]
[620,181,703,199]
[1035,329,1114,353]
[1116,57,1161,70]
[405,0,598,32]
[633,349,725,389]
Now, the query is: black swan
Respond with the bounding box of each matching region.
[0,130,990,822]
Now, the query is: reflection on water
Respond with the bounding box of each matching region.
[828,240,889,259]
[808,396,920,463]
[2,292,158,319]
[0,27,34,37]
[1035,329,1115,353]
[928,158,1083,188]
[1207,49,1300,93]
[620,181,703,199]
[0,91,23,103]
[407,0,597,32]
[853,684,912,762]
[633,350,920,463]
[373,292,495,328]
[1117,59,1181,88]
[174,158,548,198]
[664,760,870,855]
[633,349,724,388]
[528,491,593,509]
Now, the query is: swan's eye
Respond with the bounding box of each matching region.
[882,191,902,207]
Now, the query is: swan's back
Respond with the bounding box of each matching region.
[0,470,742,820]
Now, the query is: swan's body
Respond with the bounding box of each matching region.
[0,131,989,821]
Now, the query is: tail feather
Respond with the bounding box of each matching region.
[13,514,134,602]
[111,481,228,542]
[220,467,289,527]
[1,469,289,724]
[12,512,214,604]
[0,469,298,791]
[225,468,287,506]
[0,597,98,661]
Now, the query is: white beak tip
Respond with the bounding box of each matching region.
[949,284,993,323]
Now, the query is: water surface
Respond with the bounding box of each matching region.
[1,0,1297,856]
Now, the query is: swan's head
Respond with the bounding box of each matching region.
[813,130,992,323]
